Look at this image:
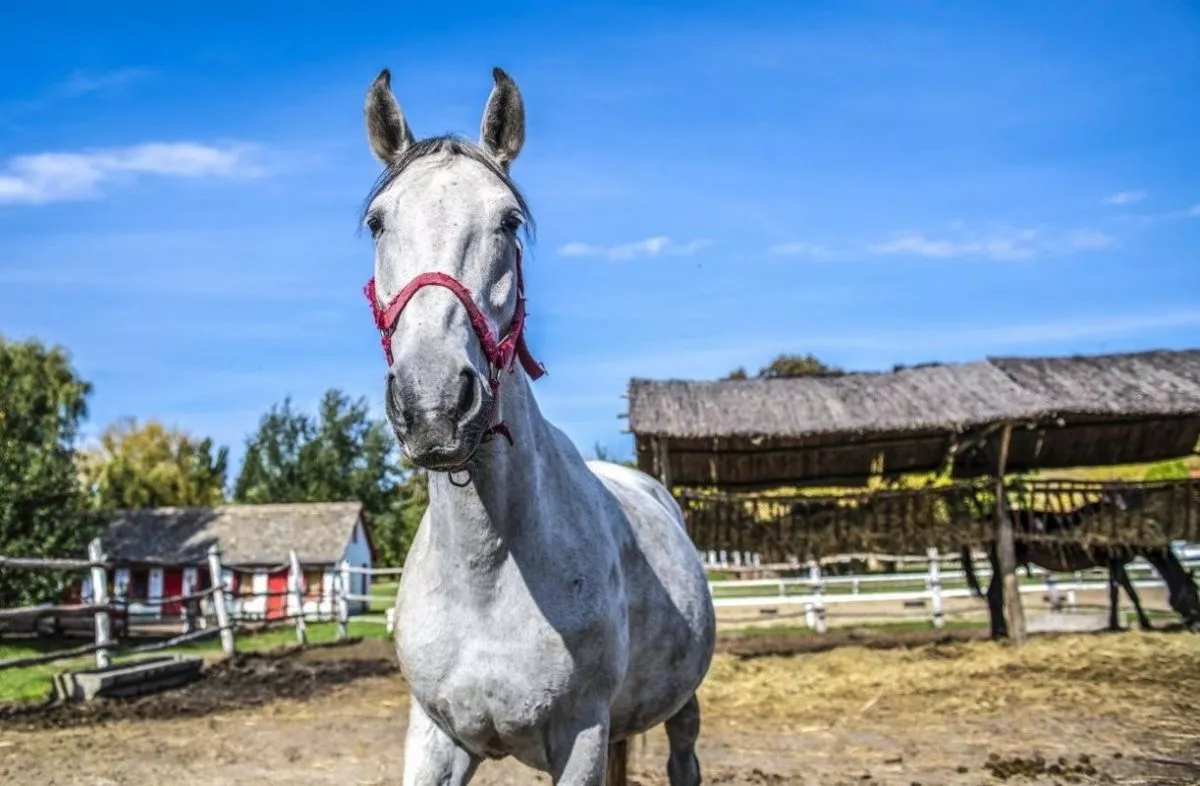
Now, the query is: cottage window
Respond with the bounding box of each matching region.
[304,569,324,599]
[130,569,149,602]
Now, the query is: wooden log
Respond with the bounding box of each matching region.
[993,424,1027,646]
[0,556,108,571]
[88,539,113,669]
[206,545,236,656]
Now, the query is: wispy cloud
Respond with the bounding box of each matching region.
[867,226,1114,261]
[0,141,264,205]
[0,68,155,122]
[54,68,154,98]
[557,235,714,261]
[768,241,832,258]
[1104,189,1148,206]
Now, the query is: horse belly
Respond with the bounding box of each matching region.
[609,518,716,739]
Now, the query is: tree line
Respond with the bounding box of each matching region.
[0,335,426,605]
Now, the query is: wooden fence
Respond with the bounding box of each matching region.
[0,540,402,674]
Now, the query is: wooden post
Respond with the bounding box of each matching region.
[335,560,350,641]
[654,437,673,490]
[206,545,236,656]
[288,550,307,646]
[808,560,827,633]
[927,547,944,629]
[1046,571,1063,613]
[88,539,112,669]
[993,423,1027,646]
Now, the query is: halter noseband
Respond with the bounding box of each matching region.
[363,246,545,449]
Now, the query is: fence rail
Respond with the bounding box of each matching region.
[4,537,1195,677]
[0,540,391,674]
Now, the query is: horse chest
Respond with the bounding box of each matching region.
[395,571,623,760]
[398,605,601,763]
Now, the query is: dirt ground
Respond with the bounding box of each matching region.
[2,630,1199,786]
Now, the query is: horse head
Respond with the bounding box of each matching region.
[359,68,542,471]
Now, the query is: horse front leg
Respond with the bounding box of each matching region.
[1107,567,1122,631]
[403,701,479,786]
[1113,563,1153,631]
[986,548,1007,640]
[550,713,611,786]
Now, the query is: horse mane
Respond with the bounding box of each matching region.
[358,134,536,241]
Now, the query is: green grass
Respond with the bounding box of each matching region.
[369,579,399,613]
[0,620,392,704]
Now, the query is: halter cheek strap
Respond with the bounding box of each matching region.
[364,248,545,447]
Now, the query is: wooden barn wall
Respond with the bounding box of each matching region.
[637,433,953,489]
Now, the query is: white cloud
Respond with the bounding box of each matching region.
[868,226,1114,261]
[1103,189,1148,206]
[0,141,264,205]
[769,241,832,258]
[556,235,713,261]
[54,68,154,98]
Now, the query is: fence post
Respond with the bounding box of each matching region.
[88,539,112,669]
[808,560,827,633]
[927,547,944,629]
[288,550,307,646]
[1046,571,1063,612]
[335,560,350,641]
[206,545,236,656]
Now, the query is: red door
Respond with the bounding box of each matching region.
[266,569,289,620]
[162,569,184,616]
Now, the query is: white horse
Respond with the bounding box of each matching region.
[359,66,717,786]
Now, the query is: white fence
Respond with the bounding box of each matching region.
[700,544,1200,632]
[4,540,1195,675]
[0,540,400,673]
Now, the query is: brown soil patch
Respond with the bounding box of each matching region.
[2,631,1199,785]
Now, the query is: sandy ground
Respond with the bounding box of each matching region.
[2,629,1199,786]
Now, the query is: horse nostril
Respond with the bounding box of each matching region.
[456,369,478,419]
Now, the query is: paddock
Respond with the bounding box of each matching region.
[3,631,1198,786]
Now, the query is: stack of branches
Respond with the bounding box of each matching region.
[676,480,993,561]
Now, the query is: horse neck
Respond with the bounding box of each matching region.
[1142,547,1184,585]
[423,369,551,566]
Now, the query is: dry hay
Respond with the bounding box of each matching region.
[698,630,1200,734]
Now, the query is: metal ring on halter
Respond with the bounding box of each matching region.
[448,468,472,488]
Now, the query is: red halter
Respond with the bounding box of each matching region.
[363,248,545,446]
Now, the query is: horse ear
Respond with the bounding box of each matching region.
[479,67,525,169]
[365,68,414,165]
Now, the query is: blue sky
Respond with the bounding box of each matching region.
[2,1,1198,471]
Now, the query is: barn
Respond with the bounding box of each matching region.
[82,501,374,621]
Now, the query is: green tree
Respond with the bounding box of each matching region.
[82,417,228,509]
[234,390,420,566]
[0,336,100,606]
[591,442,638,469]
[726,353,842,380]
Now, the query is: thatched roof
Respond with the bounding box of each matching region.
[628,347,1200,488]
[989,349,1200,417]
[102,501,365,567]
[628,362,1051,440]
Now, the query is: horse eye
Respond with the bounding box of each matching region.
[501,213,523,234]
[366,215,384,237]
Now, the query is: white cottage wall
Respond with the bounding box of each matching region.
[339,517,373,614]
